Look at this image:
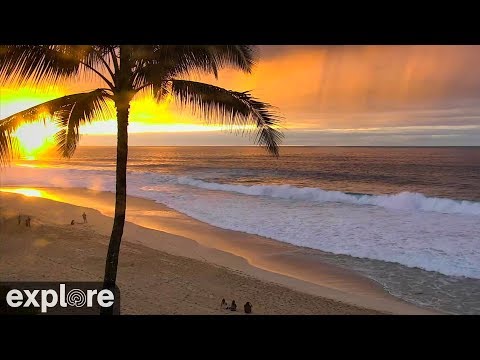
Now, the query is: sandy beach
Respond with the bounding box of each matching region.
[0,188,435,314]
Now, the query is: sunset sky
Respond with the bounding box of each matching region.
[1,45,480,147]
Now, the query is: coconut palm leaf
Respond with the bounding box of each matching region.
[171,79,283,156]
[0,45,115,88]
[132,45,255,93]
[0,45,82,86]
[54,89,113,157]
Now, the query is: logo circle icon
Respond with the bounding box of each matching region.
[66,289,87,307]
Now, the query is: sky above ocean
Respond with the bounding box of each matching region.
[2,45,480,146]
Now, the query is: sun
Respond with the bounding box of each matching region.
[12,122,60,159]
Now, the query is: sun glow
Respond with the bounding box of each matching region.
[12,122,60,159]
[0,188,43,197]
[0,187,61,201]
[2,85,259,154]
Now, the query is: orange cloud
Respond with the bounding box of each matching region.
[3,45,480,135]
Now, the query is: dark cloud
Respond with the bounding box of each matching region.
[257,45,343,59]
[258,45,320,59]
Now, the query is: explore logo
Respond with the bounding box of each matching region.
[0,282,120,315]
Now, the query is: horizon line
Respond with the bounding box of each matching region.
[75,145,480,148]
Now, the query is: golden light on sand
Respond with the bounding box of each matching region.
[1,188,44,197]
[12,122,59,159]
[0,187,60,201]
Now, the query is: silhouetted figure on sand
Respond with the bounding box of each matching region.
[227,300,237,311]
[18,214,21,225]
[82,212,87,223]
[25,217,31,227]
[71,220,75,225]
[244,302,252,314]
[221,298,227,309]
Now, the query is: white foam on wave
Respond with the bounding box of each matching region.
[142,184,480,279]
[2,165,480,279]
[162,176,480,216]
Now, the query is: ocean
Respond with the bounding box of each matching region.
[2,146,480,314]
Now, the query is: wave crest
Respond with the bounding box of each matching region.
[145,175,480,216]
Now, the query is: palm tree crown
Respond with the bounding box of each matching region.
[0,45,283,162]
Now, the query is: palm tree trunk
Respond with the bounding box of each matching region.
[101,99,129,315]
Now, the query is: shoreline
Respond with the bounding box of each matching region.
[0,186,437,314]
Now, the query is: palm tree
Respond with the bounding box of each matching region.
[0,45,283,314]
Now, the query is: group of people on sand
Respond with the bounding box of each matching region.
[70,212,88,225]
[18,214,31,227]
[221,299,253,314]
[18,212,88,227]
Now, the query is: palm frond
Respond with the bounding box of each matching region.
[79,46,116,78]
[207,45,256,73]
[129,45,158,62]
[132,46,257,92]
[54,89,113,157]
[0,89,113,163]
[171,80,283,156]
[0,45,82,86]
[0,45,117,89]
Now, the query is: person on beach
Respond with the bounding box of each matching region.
[244,302,252,314]
[71,220,75,225]
[82,212,87,223]
[227,300,237,311]
[221,298,227,309]
[25,217,31,227]
[18,214,21,225]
